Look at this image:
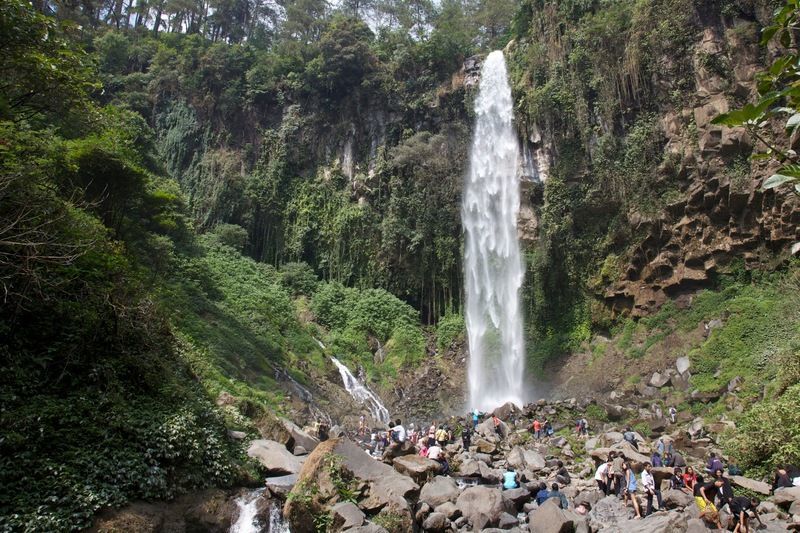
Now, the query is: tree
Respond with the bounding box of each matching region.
[713,0,800,196]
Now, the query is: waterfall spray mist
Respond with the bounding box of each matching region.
[463,50,526,411]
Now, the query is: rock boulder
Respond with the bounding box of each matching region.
[456,486,514,529]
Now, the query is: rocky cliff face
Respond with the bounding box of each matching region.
[603,24,800,316]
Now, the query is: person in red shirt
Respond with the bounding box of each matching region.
[683,466,698,491]
[532,418,542,439]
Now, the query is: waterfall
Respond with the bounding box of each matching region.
[462,50,526,411]
[330,356,390,424]
[229,489,290,533]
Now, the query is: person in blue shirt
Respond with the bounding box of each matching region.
[535,482,550,505]
[472,409,480,429]
[503,467,519,490]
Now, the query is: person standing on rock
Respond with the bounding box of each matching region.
[391,419,406,443]
[472,408,480,429]
[621,462,642,519]
[641,462,663,516]
[427,422,436,447]
[544,419,554,437]
[669,406,677,423]
[532,418,542,439]
[595,459,612,495]
[491,413,502,437]
[435,425,448,447]
[461,425,472,450]
[611,452,625,497]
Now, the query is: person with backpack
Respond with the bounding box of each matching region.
[461,425,472,450]
[435,425,449,447]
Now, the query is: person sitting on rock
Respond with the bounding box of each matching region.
[427,443,449,475]
[651,451,663,467]
[670,467,687,491]
[418,441,429,458]
[773,465,795,492]
[705,452,724,474]
[728,495,763,533]
[621,462,642,519]
[623,427,639,451]
[595,459,612,496]
[503,467,519,490]
[391,419,406,443]
[555,460,571,486]
[548,482,569,509]
[641,462,663,516]
[535,482,550,505]
[683,466,698,491]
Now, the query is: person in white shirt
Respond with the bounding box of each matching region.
[391,419,406,443]
[641,462,663,516]
[427,444,449,475]
[595,460,612,495]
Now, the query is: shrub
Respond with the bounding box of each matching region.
[210,223,248,251]
[280,261,319,296]
[436,313,465,352]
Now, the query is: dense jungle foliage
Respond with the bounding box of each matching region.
[2,0,800,529]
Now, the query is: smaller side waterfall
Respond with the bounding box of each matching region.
[229,489,290,533]
[230,489,264,533]
[330,356,390,424]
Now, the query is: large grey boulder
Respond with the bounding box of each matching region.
[331,501,365,530]
[458,458,481,477]
[730,475,771,495]
[265,473,298,497]
[507,446,546,471]
[247,440,305,475]
[662,489,693,509]
[649,371,671,388]
[774,486,800,506]
[280,418,320,454]
[391,455,440,483]
[422,511,447,531]
[456,486,515,528]
[502,487,532,510]
[419,476,460,508]
[434,501,460,519]
[479,461,503,484]
[528,498,574,533]
[676,356,691,375]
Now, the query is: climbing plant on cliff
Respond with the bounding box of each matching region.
[713,0,800,195]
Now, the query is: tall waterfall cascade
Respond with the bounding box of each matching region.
[463,50,526,411]
[330,356,390,424]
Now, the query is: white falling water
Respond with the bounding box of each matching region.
[330,356,390,424]
[463,50,526,412]
[229,490,290,533]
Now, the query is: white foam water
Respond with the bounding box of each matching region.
[229,490,290,533]
[463,50,526,411]
[330,356,390,424]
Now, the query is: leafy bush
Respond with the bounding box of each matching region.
[726,384,800,477]
[211,223,248,251]
[280,261,319,296]
[436,313,465,352]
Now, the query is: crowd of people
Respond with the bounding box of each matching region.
[348,411,793,533]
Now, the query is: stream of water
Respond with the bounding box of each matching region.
[330,356,390,424]
[229,489,290,533]
[463,50,526,411]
